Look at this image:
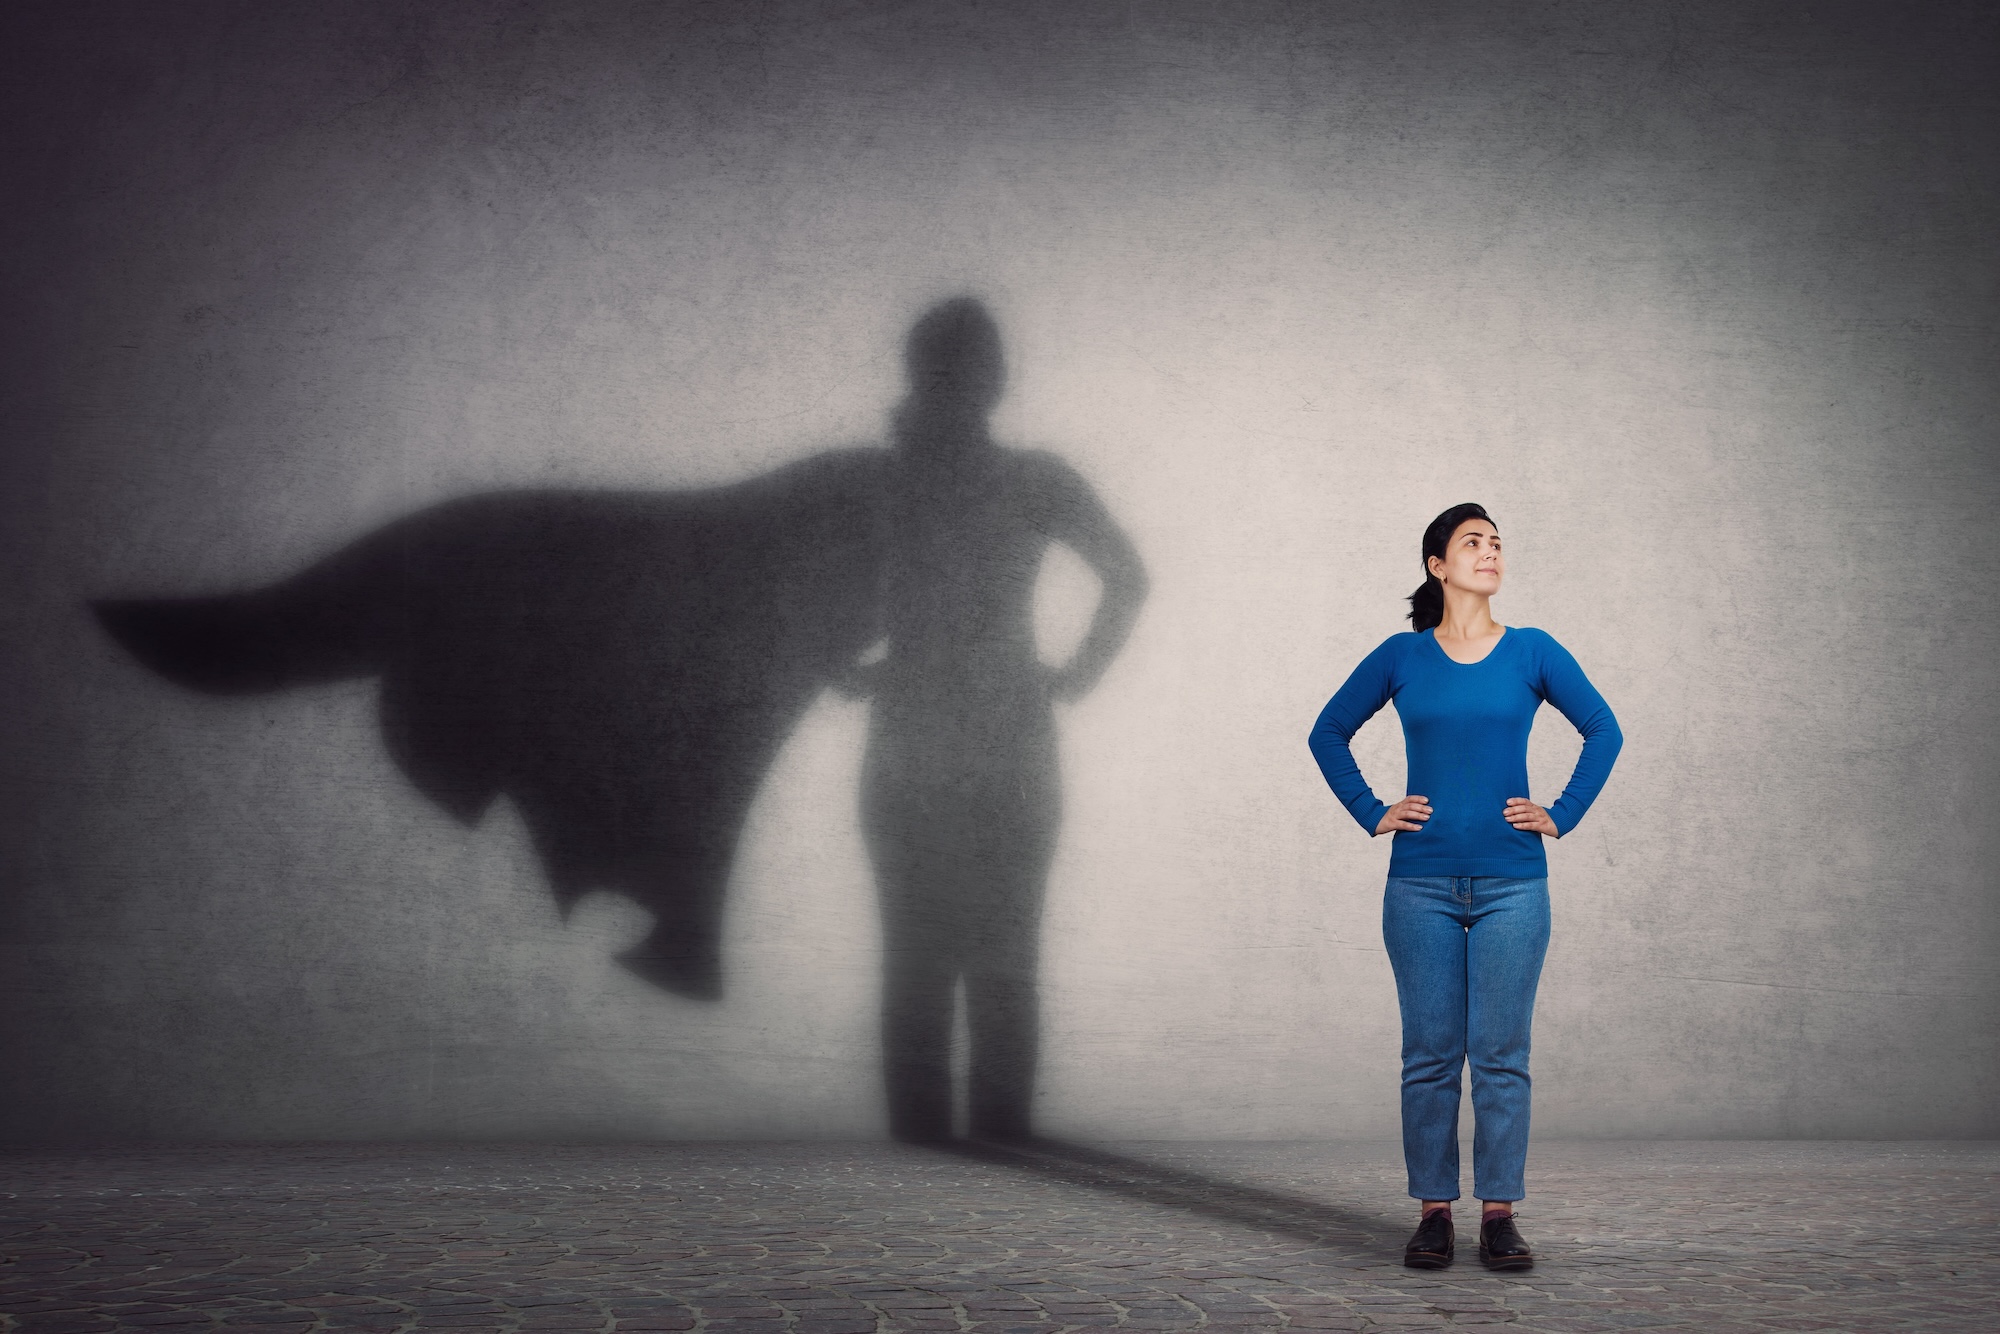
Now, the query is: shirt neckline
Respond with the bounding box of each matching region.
[1424,625,1510,667]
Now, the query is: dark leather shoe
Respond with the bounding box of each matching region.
[1403,1209,1454,1268]
[1478,1212,1533,1270]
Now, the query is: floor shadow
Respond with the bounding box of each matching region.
[92,296,1147,1142]
[934,1137,1401,1248]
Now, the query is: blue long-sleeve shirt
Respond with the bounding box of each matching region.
[1308,627,1622,877]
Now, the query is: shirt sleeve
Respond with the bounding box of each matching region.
[1307,636,1401,836]
[1534,632,1623,837]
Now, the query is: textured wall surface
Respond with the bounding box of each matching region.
[3,0,1995,1141]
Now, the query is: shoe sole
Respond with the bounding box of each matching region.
[1403,1251,1452,1269]
[1478,1248,1533,1271]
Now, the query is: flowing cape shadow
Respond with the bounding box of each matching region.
[93,449,889,1000]
[936,1138,1401,1248]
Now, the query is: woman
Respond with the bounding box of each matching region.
[1308,503,1621,1270]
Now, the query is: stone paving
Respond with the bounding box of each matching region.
[1,1140,1994,1332]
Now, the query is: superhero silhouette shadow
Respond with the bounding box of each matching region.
[94,297,1147,1143]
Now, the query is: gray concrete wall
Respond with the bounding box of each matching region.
[3,0,1995,1141]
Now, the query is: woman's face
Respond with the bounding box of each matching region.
[1428,518,1503,596]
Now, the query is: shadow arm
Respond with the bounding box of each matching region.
[1038,460,1148,701]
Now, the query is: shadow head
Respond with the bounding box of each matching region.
[901,297,1005,433]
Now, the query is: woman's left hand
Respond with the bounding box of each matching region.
[1504,798,1558,838]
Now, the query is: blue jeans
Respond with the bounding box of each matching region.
[1382,875,1551,1202]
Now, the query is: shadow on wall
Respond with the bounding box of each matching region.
[93,297,1148,1144]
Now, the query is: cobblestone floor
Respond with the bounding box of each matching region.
[2,1140,1994,1332]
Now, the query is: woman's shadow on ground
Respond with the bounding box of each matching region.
[934,1138,1402,1250]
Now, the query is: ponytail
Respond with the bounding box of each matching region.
[1406,502,1494,632]
[1407,573,1445,632]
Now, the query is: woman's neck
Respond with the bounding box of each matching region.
[1433,592,1500,641]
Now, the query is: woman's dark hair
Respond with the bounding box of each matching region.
[1407,502,1496,632]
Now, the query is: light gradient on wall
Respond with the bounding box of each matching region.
[2,0,1995,1140]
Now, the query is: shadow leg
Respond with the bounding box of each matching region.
[967,967,1038,1140]
[882,950,955,1142]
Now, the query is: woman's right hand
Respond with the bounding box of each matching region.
[1375,795,1431,836]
